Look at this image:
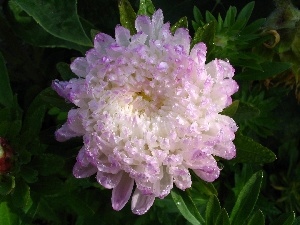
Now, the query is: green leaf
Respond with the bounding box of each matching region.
[0,176,15,195]
[7,2,88,52]
[233,132,277,164]
[31,176,64,196]
[67,195,95,216]
[118,0,136,35]
[56,62,76,81]
[11,180,31,209]
[235,62,291,81]
[171,188,204,225]
[20,103,47,146]
[0,202,19,225]
[137,0,155,16]
[230,171,263,225]
[242,18,266,35]
[293,216,300,225]
[192,179,218,196]
[270,212,295,225]
[206,195,222,225]
[20,166,38,183]
[171,17,188,34]
[224,6,237,28]
[193,6,203,23]
[233,101,260,124]
[11,0,92,47]
[216,208,231,225]
[247,210,265,225]
[35,197,60,223]
[39,87,72,111]
[192,21,216,50]
[31,153,64,176]
[205,11,216,23]
[191,171,218,196]
[221,100,239,117]
[0,52,13,107]
[236,2,255,28]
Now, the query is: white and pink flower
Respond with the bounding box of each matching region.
[52,9,238,215]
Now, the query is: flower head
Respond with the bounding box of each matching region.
[52,9,238,215]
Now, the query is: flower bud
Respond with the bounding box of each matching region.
[0,137,13,174]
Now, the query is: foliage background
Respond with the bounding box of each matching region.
[0,0,300,224]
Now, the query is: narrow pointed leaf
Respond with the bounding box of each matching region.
[270,212,295,225]
[193,179,218,196]
[224,6,237,27]
[193,6,203,23]
[137,0,155,16]
[237,2,255,27]
[247,210,265,225]
[171,17,188,34]
[171,188,204,225]
[192,21,216,49]
[216,208,231,225]
[118,0,136,35]
[230,171,263,225]
[206,195,222,225]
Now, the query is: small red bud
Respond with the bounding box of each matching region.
[0,137,13,174]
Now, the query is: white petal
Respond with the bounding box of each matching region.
[94,33,115,54]
[153,167,173,198]
[111,173,134,211]
[73,161,97,178]
[190,42,207,66]
[135,15,152,35]
[115,25,131,47]
[67,109,85,135]
[173,28,191,54]
[151,9,164,38]
[70,57,88,77]
[97,171,122,189]
[193,166,220,182]
[55,123,80,142]
[131,188,155,215]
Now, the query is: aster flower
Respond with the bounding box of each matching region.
[52,9,238,215]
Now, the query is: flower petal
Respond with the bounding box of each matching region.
[193,166,220,182]
[190,42,207,66]
[70,57,88,78]
[151,9,164,38]
[97,171,122,189]
[135,15,152,36]
[173,28,191,54]
[153,167,173,198]
[115,25,131,47]
[66,109,85,134]
[94,33,115,55]
[131,188,155,215]
[73,161,97,178]
[55,123,80,142]
[112,173,134,211]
